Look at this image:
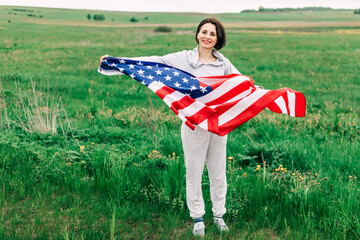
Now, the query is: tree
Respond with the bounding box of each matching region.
[259,6,265,12]
[93,14,105,21]
[87,14,91,20]
[130,17,138,23]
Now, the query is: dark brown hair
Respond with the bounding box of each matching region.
[195,17,226,50]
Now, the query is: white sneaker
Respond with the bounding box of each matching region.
[193,221,205,237]
[214,217,229,232]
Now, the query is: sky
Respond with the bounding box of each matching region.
[0,0,359,13]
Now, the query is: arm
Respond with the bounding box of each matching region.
[100,51,187,69]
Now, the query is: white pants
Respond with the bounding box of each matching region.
[181,123,228,219]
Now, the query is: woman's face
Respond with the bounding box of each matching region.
[197,23,217,50]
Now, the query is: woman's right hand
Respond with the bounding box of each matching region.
[100,54,109,64]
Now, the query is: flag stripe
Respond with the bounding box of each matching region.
[288,91,296,117]
[217,90,269,126]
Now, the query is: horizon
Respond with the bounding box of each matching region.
[1,0,359,14]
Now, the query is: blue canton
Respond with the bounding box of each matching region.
[101,57,212,99]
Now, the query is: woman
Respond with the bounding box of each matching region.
[101,18,240,237]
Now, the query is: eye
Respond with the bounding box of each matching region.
[202,30,207,34]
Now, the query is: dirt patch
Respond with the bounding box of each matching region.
[21,18,360,29]
[333,29,360,34]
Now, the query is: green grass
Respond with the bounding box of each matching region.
[1,6,360,239]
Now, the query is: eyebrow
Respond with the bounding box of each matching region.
[202,30,216,34]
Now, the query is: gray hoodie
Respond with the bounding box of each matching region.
[132,46,240,79]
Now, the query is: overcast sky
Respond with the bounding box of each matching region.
[0,0,358,13]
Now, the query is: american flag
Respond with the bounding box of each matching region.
[98,57,306,136]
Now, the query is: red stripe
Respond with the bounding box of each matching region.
[295,92,306,117]
[170,106,179,115]
[266,101,283,114]
[207,115,219,134]
[171,96,196,111]
[205,81,254,106]
[185,120,196,130]
[186,106,217,125]
[155,86,175,100]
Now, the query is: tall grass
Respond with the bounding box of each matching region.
[0,6,359,239]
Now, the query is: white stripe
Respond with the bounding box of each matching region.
[196,74,241,85]
[163,91,186,107]
[196,75,250,103]
[287,91,296,117]
[178,101,206,118]
[177,114,187,122]
[97,67,124,76]
[149,81,207,119]
[197,119,208,131]
[148,81,164,92]
[274,96,287,114]
[209,87,253,108]
[218,90,268,126]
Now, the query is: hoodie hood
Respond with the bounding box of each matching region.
[187,46,226,68]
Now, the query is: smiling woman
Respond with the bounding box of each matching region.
[100,17,240,237]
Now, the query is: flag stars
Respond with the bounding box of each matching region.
[165,75,172,81]
[118,67,124,72]
[174,82,181,88]
[182,77,189,83]
[119,59,126,64]
[164,67,170,71]
[173,71,180,76]
[129,73,135,78]
[147,75,154,80]
[128,64,135,69]
[137,61,143,65]
[137,69,145,75]
[190,85,197,91]
[155,69,163,75]
[111,63,117,67]
[146,66,152,69]
[200,87,207,93]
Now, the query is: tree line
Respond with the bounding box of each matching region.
[241,7,349,13]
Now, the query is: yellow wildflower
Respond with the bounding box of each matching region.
[67,162,71,166]
[82,161,85,164]
[243,173,247,178]
[80,146,85,150]
[227,157,233,161]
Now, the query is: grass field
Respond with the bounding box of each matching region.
[1,6,360,239]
